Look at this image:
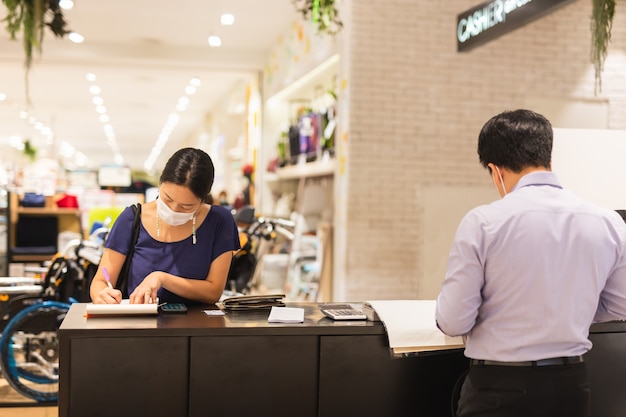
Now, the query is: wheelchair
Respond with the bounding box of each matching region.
[0,233,104,403]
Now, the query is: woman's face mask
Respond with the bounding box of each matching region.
[156,197,195,226]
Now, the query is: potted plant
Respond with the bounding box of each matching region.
[293,0,342,35]
[590,0,616,94]
[2,0,70,102]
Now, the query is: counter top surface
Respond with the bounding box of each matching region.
[59,302,385,337]
[59,302,626,337]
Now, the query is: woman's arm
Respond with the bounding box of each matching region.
[129,250,234,304]
[89,248,126,304]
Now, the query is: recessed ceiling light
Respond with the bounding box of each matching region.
[59,142,75,158]
[59,0,74,10]
[176,97,190,111]
[68,32,84,43]
[0,93,6,101]
[208,35,222,47]
[9,136,23,148]
[221,14,235,26]
[86,73,96,82]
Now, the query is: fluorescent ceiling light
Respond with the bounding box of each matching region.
[177,97,190,111]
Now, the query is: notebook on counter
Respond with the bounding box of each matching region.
[364,300,465,356]
[85,301,158,317]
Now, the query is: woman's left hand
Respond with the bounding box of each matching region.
[129,272,163,304]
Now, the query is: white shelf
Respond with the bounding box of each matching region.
[275,159,335,180]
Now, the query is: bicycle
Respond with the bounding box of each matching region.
[226,206,296,294]
[0,228,106,403]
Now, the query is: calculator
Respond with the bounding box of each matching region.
[318,303,367,320]
[159,303,188,314]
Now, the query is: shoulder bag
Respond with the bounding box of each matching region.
[115,203,142,297]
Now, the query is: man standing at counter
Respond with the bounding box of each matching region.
[436,109,626,417]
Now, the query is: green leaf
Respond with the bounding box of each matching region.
[1,0,71,105]
[590,0,616,95]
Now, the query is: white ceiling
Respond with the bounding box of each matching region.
[0,0,299,172]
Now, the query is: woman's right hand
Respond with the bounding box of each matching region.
[93,287,122,304]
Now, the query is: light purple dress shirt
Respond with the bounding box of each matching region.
[436,171,626,361]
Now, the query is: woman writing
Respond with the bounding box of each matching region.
[90,148,240,305]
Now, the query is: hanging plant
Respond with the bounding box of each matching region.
[590,0,616,95]
[2,0,70,103]
[22,139,38,161]
[293,0,343,35]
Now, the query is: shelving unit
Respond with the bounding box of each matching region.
[266,160,335,224]
[7,192,82,264]
[274,159,335,180]
[265,159,335,302]
[261,55,340,302]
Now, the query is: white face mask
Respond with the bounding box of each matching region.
[156,197,195,226]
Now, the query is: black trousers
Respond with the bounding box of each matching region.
[456,362,589,417]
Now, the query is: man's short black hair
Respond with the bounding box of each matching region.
[477,109,553,173]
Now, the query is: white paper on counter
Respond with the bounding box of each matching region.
[267,306,304,323]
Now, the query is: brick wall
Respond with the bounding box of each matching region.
[338,0,626,301]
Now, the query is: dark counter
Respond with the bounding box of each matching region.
[59,303,468,417]
[58,303,626,417]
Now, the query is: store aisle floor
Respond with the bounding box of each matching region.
[0,376,58,416]
[1,407,57,417]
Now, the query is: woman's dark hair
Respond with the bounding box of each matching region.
[477,109,552,173]
[160,148,215,203]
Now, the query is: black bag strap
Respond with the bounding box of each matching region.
[116,203,142,297]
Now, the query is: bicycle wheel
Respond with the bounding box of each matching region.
[0,301,70,403]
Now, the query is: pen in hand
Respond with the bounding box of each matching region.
[102,267,113,289]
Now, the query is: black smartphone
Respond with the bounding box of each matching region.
[159,303,188,314]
